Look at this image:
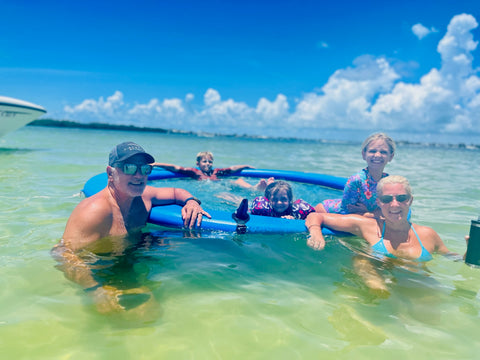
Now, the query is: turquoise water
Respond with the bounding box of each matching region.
[1,126,479,359]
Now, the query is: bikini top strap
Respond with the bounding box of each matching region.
[409,223,423,246]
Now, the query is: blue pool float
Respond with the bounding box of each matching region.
[82,168,349,235]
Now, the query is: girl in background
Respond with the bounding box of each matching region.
[316,133,395,217]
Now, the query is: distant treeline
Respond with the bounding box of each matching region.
[29,119,175,134]
[28,118,272,140]
[28,119,479,150]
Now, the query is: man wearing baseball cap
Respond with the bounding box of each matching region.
[53,141,210,315]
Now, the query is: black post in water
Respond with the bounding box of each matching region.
[465,217,480,267]
[232,199,250,234]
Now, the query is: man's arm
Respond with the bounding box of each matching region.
[51,241,132,313]
[52,196,132,313]
[53,194,112,287]
[51,241,99,289]
[144,186,211,228]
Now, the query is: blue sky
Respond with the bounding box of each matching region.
[1,0,479,142]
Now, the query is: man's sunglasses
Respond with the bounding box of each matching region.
[378,194,411,204]
[116,163,153,176]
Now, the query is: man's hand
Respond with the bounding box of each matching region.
[181,200,211,228]
[90,285,126,313]
[90,285,155,314]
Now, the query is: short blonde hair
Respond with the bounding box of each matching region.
[361,132,396,155]
[377,175,412,196]
[196,151,214,163]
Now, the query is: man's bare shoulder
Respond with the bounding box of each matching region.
[63,189,114,250]
[74,189,113,217]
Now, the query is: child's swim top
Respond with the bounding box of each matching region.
[371,222,433,262]
[250,197,315,220]
[322,168,388,214]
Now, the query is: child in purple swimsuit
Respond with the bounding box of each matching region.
[316,133,396,216]
[251,181,315,219]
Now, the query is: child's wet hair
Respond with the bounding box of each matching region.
[265,181,293,202]
[196,151,214,163]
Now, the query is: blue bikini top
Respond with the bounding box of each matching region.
[371,222,433,262]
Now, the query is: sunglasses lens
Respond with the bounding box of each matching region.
[118,163,152,175]
[380,195,393,203]
[123,164,138,175]
[141,165,153,175]
[379,194,410,203]
[397,194,410,202]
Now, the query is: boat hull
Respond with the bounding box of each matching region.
[0,96,47,137]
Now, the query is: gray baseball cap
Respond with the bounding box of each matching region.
[108,142,155,166]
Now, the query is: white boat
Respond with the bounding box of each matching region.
[0,96,47,137]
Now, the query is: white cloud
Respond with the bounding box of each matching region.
[412,23,438,39]
[291,56,400,128]
[437,13,478,77]
[204,88,221,106]
[198,96,255,132]
[128,98,185,116]
[126,97,187,129]
[162,98,185,113]
[256,94,289,120]
[372,14,479,133]
[128,98,160,116]
[61,14,480,139]
[64,90,125,120]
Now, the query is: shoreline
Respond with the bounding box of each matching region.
[28,119,480,150]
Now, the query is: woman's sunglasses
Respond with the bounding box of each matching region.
[378,194,411,204]
[116,163,153,176]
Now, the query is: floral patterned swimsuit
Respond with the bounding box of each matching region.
[321,168,388,214]
[250,197,315,219]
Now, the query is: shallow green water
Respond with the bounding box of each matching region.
[1,126,479,359]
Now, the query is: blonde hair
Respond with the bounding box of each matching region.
[196,151,214,163]
[377,175,412,196]
[361,133,396,155]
